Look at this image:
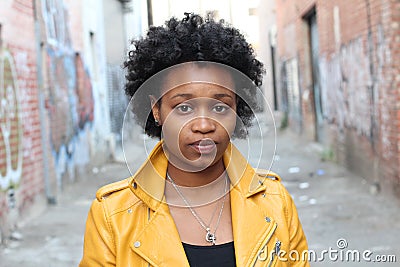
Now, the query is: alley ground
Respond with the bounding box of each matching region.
[0,118,399,266]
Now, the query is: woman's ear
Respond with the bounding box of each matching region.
[149,95,161,125]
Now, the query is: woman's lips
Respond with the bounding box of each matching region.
[190,139,217,154]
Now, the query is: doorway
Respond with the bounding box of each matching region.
[305,10,324,142]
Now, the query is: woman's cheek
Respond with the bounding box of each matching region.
[218,113,237,138]
[161,114,188,150]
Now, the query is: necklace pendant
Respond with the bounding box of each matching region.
[205,228,216,245]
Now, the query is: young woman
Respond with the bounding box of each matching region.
[80,13,309,267]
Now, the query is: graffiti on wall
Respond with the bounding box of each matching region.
[41,0,94,182]
[45,48,76,152]
[75,55,94,130]
[319,25,391,158]
[320,38,374,135]
[0,49,23,191]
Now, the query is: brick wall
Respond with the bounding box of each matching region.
[0,0,111,241]
[275,0,400,196]
[0,0,45,239]
[381,0,400,194]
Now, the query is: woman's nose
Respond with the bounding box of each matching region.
[191,116,217,133]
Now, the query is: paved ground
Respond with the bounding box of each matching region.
[1,119,399,266]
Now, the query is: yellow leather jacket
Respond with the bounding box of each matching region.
[80,142,309,266]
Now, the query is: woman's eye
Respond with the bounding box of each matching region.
[213,105,229,113]
[176,104,193,113]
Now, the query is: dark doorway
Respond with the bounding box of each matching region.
[270,44,278,111]
[305,10,324,142]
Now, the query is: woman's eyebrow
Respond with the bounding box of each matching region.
[214,93,234,100]
[169,93,193,100]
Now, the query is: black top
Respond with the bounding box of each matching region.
[182,241,236,267]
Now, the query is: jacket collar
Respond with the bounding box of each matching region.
[129,141,277,266]
[128,140,267,211]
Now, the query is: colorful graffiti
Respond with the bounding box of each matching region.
[75,55,94,130]
[0,48,23,191]
[44,51,94,151]
[45,48,76,152]
[40,0,94,182]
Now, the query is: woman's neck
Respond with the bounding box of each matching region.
[166,159,225,187]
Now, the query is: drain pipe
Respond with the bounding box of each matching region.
[365,0,376,148]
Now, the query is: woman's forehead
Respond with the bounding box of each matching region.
[162,83,236,100]
[161,62,236,94]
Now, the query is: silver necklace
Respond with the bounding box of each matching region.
[166,173,228,245]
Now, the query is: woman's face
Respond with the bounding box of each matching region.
[151,64,237,172]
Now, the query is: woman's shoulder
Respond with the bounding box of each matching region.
[252,169,298,221]
[253,168,283,192]
[92,177,141,213]
[95,177,132,201]
[251,168,294,200]
[254,168,281,181]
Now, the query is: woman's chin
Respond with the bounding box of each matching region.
[168,157,220,173]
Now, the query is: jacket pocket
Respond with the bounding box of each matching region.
[251,222,281,266]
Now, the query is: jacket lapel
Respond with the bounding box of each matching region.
[224,143,277,266]
[230,186,278,266]
[130,202,190,266]
[127,142,189,266]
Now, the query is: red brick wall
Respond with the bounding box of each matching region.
[1,0,100,238]
[275,0,400,195]
[381,0,400,193]
[0,0,44,233]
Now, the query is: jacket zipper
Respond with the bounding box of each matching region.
[267,240,281,267]
[251,222,278,266]
[147,207,151,267]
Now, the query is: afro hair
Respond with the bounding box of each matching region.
[124,13,265,138]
